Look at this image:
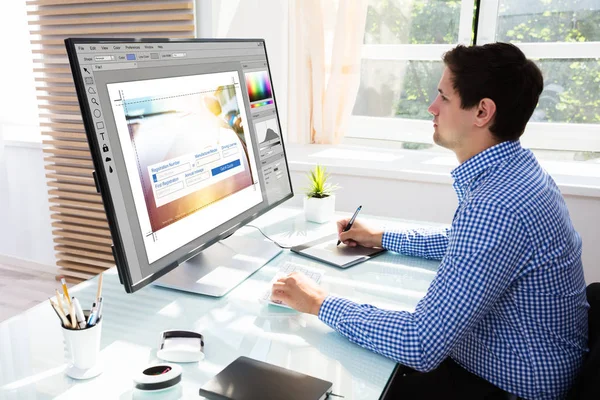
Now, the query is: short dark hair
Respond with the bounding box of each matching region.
[442,42,543,142]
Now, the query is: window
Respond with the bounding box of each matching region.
[350,0,475,144]
[350,0,600,156]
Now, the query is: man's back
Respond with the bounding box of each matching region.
[450,141,588,398]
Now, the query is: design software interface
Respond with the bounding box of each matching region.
[71,40,292,283]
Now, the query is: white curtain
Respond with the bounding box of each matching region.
[287,0,368,144]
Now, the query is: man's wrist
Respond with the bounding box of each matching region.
[374,231,384,248]
[312,294,327,316]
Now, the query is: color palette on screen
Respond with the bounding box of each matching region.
[245,71,273,103]
[250,99,273,108]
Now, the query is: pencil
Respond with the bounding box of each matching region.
[48,298,61,320]
[68,301,78,329]
[60,277,72,306]
[96,272,103,301]
[53,299,69,327]
[55,289,66,315]
[49,298,69,327]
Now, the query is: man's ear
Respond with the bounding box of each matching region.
[474,98,496,128]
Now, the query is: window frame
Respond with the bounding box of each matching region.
[348,0,600,153]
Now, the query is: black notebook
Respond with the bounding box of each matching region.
[199,356,333,400]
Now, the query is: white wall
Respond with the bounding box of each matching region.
[0,142,55,266]
[0,2,54,267]
[0,2,39,143]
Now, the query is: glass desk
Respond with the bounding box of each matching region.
[0,206,440,400]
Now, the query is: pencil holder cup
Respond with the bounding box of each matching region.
[62,311,103,380]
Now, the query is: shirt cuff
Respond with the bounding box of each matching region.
[318,295,357,329]
[381,231,402,252]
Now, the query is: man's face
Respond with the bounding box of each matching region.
[427,68,474,152]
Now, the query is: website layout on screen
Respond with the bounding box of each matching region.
[107,71,263,263]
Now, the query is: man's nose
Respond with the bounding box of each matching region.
[427,102,437,116]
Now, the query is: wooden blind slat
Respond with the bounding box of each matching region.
[51,213,109,228]
[56,254,113,269]
[37,94,78,102]
[33,49,68,55]
[31,58,69,64]
[29,3,192,16]
[43,139,89,148]
[36,86,75,93]
[40,122,85,131]
[45,157,94,167]
[48,197,105,210]
[48,189,100,202]
[29,14,193,26]
[35,76,73,83]
[51,221,110,237]
[55,245,114,261]
[47,181,97,193]
[39,113,82,122]
[53,230,112,244]
[45,165,94,176]
[43,149,90,159]
[38,104,82,112]
[57,260,106,275]
[31,24,194,35]
[46,173,95,184]
[50,205,106,219]
[54,238,112,253]
[56,265,97,282]
[42,131,87,140]
[31,33,194,45]
[28,0,132,5]
[33,67,72,73]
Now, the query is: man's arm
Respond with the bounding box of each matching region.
[382,227,451,260]
[276,202,530,372]
[336,219,451,260]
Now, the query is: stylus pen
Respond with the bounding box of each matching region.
[337,205,362,246]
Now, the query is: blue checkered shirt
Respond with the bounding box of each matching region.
[319,141,588,399]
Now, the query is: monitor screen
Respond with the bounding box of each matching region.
[65,39,293,293]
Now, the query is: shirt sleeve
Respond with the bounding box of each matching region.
[382,226,451,260]
[319,202,531,372]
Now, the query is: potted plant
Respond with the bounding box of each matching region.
[303,165,340,223]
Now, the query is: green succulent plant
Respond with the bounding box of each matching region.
[304,165,340,199]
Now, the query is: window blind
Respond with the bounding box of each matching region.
[27,0,196,283]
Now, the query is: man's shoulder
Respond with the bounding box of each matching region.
[467,150,558,223]
[478,150,548,200]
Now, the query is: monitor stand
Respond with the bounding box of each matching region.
[153,235,282,297]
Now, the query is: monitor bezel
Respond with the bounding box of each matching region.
[65,37,294,293]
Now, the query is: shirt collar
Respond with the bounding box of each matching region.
[451,140,522,190]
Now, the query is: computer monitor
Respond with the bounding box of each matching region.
[65,38,293,296]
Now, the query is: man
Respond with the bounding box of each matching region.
[271,43,588,399]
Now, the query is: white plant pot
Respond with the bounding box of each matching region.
[304,195,335,224]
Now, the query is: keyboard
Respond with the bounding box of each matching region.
[260,261,324,308]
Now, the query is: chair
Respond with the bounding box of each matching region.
[567,282,600,399]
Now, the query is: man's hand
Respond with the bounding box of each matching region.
[337,218,384,248]
[271,272,327,315]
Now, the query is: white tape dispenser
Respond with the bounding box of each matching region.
[133,364,182,392]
